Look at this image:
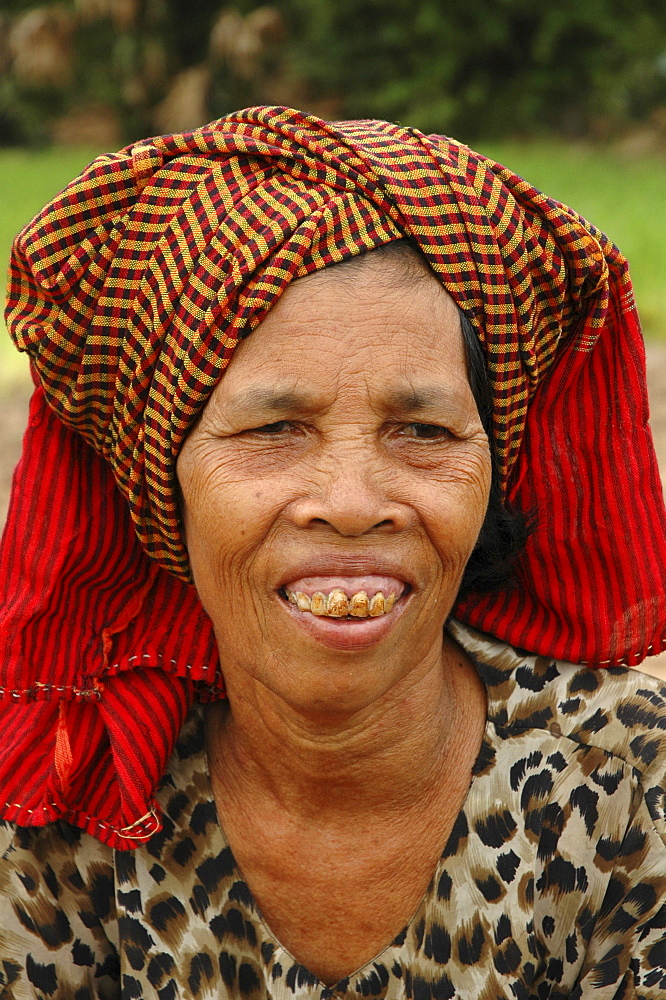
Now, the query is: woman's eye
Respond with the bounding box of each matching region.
[402,423,452,440]
[251,420,293,435]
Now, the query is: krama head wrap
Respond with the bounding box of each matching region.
[2,106,666,847]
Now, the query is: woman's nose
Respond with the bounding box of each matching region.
[288,449,409,536]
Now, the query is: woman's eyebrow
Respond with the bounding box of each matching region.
[383,386,465,413]
[230,388,314,413]
[227,386,468,415]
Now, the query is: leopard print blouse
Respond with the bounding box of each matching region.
[2,622,666,999]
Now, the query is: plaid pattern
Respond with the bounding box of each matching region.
[5,106,623,580]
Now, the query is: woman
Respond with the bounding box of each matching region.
[1,106,665,998]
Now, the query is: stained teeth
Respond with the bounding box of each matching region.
[310,592,327,616]
[326,588,349,617]
[349,591,369,617]
[285,587,399,618]
[369,592,385,616]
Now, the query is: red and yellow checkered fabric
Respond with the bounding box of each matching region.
[6,106,620,580]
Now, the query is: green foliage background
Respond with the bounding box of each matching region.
[1,0,666,145]
[285,0,666,138]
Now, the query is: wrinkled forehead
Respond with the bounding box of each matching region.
[206,249,471,421]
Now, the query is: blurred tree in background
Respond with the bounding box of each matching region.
[0,0,665,146]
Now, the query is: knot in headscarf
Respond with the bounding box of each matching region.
[6,106,620,581]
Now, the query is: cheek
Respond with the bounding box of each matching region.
[178,455,284,602]
[422,452,492,562]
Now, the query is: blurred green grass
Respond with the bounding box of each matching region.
[1,142,665,384]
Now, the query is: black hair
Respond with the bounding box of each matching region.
[334,240,530,599]
[456,309,530,598]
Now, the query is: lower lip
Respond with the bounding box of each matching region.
[278,594,408,650]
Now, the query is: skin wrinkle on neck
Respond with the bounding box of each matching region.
[205,629,483,821]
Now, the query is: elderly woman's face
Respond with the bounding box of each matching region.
[177,254,491,713]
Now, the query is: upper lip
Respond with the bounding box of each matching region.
[276,554,413,591]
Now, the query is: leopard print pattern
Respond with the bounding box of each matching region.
[2,621,666,999]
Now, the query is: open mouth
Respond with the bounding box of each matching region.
[278,577,410,621]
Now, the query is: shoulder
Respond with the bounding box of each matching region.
[1,819,119,995]
[1,818,116,923]
[451,620,666,844]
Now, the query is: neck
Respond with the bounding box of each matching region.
[206,634,486,823]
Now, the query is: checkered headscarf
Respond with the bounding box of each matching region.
[6,106,619,581]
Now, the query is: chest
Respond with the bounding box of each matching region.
[111,724,633,999]
[208,751,482,987]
